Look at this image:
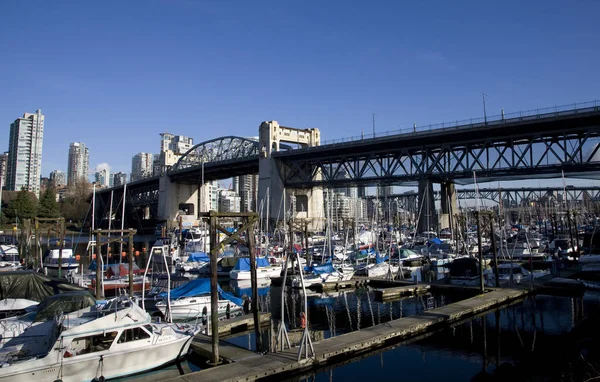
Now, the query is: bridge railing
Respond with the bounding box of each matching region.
[319,99,600,147]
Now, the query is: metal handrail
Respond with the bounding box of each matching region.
[318,99,600,147]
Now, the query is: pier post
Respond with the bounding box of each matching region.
[208,211,221,365]
[95,232,103,299]
[247,223,262,352]
[58,218,65,279]
[128,229,134,297]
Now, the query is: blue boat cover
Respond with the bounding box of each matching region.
[430,237,443,244]
[375,251,388,264]
[159,278,242,306]
[232,257,271,271]
[304,261,336,275]
[187,252,210,262]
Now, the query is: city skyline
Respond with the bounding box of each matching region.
[0,1,598,185]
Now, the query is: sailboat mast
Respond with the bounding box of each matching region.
[119,183,127,264]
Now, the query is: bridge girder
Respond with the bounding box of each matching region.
[171,136,260,172]
[379,187,600,212]
[275,107,600,188]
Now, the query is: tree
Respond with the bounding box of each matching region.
[38,187,60,218]
[5,188,37,221]
[59,179,91,223]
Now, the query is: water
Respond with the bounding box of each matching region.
[283,291,600,382]
[119,261,600,381]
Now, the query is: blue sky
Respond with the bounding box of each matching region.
[1,0,599,187]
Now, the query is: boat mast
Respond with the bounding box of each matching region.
[119,183,127,264]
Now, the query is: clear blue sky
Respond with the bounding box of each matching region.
[1,0,599,184]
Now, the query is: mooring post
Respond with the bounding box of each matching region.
[476,211,485,294]
[95,232,103,299]
[247,219,262,352]
[58,219,64,279]
[128,229,135,297]
[208,211,221,365]
[489,217,499,288]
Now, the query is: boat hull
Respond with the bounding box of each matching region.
[0,331,194,382]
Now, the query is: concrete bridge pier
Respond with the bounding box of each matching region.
[258,121,324,232]
[157,174,199,229]
[439,181,457,232]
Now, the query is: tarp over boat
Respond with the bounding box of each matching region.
[0,271,87,302]
[304,261,336,275]
[187,252,210,263]
[34,290,96,321]
[232,257,271,271]
[158,278,242,306]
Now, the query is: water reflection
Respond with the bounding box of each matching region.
[289,291,599,382]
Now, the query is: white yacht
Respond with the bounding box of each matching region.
[155,278,242,320]
[291,262,354,288]
[229,257,281,280]
[42,239,79,277]
[0,297,198,382]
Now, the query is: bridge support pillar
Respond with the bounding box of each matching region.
[417,180,436,233]
[157,174,199,229]
[439,181,457,231]
[258,121,324,232]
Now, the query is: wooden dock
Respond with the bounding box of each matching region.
[191,334,261,363]
[373,284,431,300]
[204,312,272,336]
[167,288,530,382]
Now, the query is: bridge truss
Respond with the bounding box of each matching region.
[375,187,600,212]
[276,107,600,187]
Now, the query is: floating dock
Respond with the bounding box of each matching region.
[168,288,530,382]
[201,312,272,336]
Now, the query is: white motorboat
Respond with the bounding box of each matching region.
[291,262,355,288]
[42,239,78,277]
[155,278,242,320]
[449,257,492,286]
[230,257,282,280]
[176,251,211,273]
[0,243,20,269]
[0,298,38,318]
[0,297,199,382]
[495,263,533,285]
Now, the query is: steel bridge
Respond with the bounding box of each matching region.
[366,186,600,212]
[274,101,600,187]
[94,100,600,226]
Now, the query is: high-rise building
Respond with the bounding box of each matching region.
[113,172,128,186]
[0,152,7,189]
[95,168,110,187]
[155,133,194,175]
[233,174,258,212]
[67,142,89,185]
[218,189,241,212]
[130,153,153,181]
[6,110,44,197]
[160,133,193,153]
[49,170,67,188]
